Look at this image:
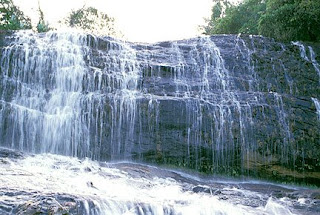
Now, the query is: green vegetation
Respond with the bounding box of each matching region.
[64,6,118,36]
[203,0,320,42]
[0,1,118,36]
[0,0,32,30]
[36,4,51,33]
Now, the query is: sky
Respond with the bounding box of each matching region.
[13,0,239,43]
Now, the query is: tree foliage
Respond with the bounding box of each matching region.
[0,0,32,30]
[203,0,232,34]
[64,6,117,36]
[0,1,119,36]
[36,4,51,33]
[204,0,320,42]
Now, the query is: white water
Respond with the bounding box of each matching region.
[0,31,319,215]
[0,31,140,159]
[292,41,320,84]
[0,150,301,215]
[308,46,320,84]
[0,31,90,155]
[292,41,309,61]
[312,97,320,121]
[0,31,301,179]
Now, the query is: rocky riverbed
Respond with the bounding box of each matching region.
[0,148,319,215]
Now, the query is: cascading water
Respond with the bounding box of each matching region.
[0,31,140,160]
[292,41,320,84]
[0,31,89,155]
[308,46,320,84]
[2,149,318,215]
[312,98,320,121]
[292,41,309,61]
[0,31,319,214]
[1,31,320,177]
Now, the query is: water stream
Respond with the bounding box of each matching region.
[0,148,319,215]
[0,31,319,214]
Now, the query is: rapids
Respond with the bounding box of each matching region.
[0,30,319,214]
[0,148,319,215]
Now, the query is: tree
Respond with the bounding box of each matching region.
[0,0,32,30]
[295,0,320,41]
[36,4,51,33]
[64,6,118,37]
[202,0,232,35]
[203,0,265,35]
[204,0,320,42]
[259,0,320,42]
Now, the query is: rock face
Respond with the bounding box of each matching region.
[2,149,320,215]
[0,31,319,185]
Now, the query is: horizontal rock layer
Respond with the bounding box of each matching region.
[0,31,319,185]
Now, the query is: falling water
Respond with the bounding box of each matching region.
[292,41,309,61]
[308,46,320,84]
[0,31,319,186]
[0,31,89,155]
[0,31,140,160]
[0,30,319,214]
[0,31,297,173]
[0,149,317,215]
[312,98,320,121]
[292,42,320,84]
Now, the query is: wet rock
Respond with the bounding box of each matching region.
[0,148,24,159]
[192,185,211,194]
[219,196,228,200]
[0,31,319,186]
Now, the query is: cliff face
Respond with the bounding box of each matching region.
[0,31,319,184]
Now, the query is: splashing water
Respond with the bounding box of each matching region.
[292,41,309,61]
[308,46,320,84]
[0,31,140,160]
[0,31,319,188]
[312,98,320,121]
[1,148,318,215]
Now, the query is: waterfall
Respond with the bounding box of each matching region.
[1,30,320,215]
[0,31,90,155]
[0,31,319,184]
[0,150,308,215]
[0,31,140,159]
[138,36,259,172]
[292,41,320,84]
[292,41,309,61]
[312,98,320,121]
[308,46,320,84]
